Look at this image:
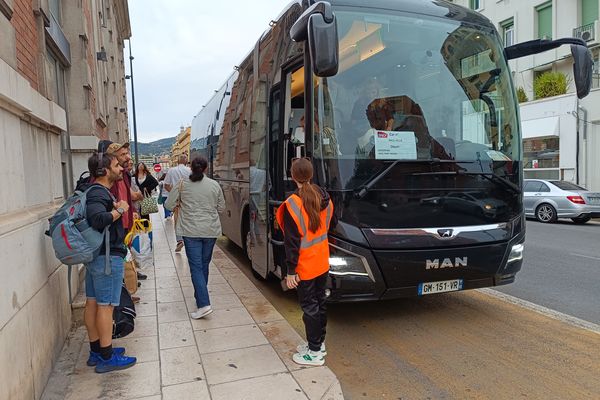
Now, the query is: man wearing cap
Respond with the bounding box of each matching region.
[98,140,142,233]
[98,140,147,288]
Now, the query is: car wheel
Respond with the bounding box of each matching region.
[535,204,557,223]
[571,216,591,224]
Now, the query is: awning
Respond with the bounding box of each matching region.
[521,116,559,139]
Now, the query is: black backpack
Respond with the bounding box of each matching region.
[75,171,93,192]
[112,285,136,339]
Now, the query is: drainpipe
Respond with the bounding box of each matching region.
[579,103,588,186]
[576,98,580,184]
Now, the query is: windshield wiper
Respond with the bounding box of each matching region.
[466,172,521,195]
[354,159,468,199]
[413,170,521,195]
[355,160,400,199]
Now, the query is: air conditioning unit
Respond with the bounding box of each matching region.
[581,30,593,42]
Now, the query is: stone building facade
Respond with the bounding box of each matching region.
[0,1,130,399]
[171,125,191,166]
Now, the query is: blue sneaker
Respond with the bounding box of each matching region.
[94,353,137,373]
[87,347,126,366]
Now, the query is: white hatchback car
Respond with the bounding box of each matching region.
[523,180,600,224]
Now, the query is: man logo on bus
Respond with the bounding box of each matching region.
[425,257,468,269]
[438,228,453,238]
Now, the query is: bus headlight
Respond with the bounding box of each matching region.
[329,244,371,278]
[507,243,524,263]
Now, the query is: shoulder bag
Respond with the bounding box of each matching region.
[140,188,158,215]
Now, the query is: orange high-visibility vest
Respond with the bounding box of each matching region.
[276,194,333,280]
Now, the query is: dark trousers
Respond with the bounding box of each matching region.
[297,271,328,352]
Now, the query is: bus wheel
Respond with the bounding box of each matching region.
[243,219,266,280]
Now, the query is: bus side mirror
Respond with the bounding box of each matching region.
[307,13,339,77]
[571,44,593,99]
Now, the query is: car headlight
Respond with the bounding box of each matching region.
[329,244,371,278]
[507,243,524,263]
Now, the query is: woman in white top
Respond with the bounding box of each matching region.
[165,157,225,319]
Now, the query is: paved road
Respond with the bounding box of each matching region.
[495,219,600,324]
[218,237,600,400]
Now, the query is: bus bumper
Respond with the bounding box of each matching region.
[325,234,524,302]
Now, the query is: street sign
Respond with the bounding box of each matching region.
[153,164,162,173]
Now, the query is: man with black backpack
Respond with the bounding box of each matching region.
[83,151,137,373]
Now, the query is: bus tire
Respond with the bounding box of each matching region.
[241,207,250,261]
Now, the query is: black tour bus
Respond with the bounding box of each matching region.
[190,0,592,301]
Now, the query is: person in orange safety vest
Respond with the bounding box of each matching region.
[275,157,335,366]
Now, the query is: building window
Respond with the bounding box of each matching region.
[49,0,61,24]
[523,136,560,179]
[581,0,599,26]
[84,85,92,110]
[45,51,66,107]
[537,2,553,40]
[470,0,481,10]
[501,18,514,47]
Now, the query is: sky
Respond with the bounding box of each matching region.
[126,1,291,143]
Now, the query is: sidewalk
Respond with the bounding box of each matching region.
[41,212,344,400]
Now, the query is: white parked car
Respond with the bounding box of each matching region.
[523,179,600,224]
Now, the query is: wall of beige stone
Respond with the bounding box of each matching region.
[0,57,77,400]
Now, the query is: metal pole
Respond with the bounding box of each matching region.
[128,39,139,165]
[575,98,579,184]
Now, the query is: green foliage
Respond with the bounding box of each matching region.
[516,87,529,103]
[533,72,568,99]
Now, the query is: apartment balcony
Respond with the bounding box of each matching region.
[573,21,598,44]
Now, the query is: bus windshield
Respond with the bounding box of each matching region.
[314,9,521,167]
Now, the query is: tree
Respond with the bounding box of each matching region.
[533,72,568,99]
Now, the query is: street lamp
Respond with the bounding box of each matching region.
[125,39,139,165]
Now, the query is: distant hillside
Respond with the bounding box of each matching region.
[131,136,176,156]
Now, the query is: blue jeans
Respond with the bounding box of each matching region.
[85,256,124,306]
[163,197,171,218]
[183,237,217,308]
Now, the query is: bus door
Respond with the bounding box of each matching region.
[267,83,286,277]
[268,66,306,277]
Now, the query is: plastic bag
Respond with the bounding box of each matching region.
[125,219,154,269]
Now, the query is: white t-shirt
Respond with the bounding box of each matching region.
[164,164,191,198]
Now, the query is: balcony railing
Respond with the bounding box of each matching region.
[573,22,596,42]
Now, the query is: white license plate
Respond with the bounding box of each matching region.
[588,197,600,205]
[418,279,463,295]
